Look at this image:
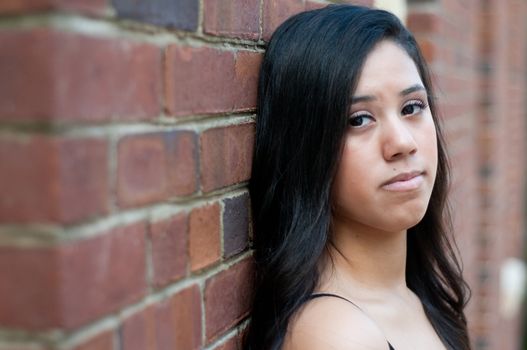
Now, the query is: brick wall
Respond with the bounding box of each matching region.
[1,0,525,349]
[408,0,527,349]
[0,1,372,349]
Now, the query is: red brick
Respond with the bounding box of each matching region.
[149,213,188,287]
[73,330,114,350]
[234,51,262,110]
[262,0,305,41]
[0,28,161,122]
[189,203,221,271]
[61,223,147,328]
[165,46,231,117]
[117,134,166,207]
[415,37,438,63]
[165,130,199,196]
[164,45,262,117]
[171,285,202,349]
[0,247,61,328]
[407,12,442,34]
[0,136,108,224]
[145,285,202,350]
[0,0,107,15]
[121,306,157,350]
[0,222,147,329]
[205,258,255,341]
[203,0,260,40]
[117,131,198,208]
[150,299,174,350]
[200,123,255,192]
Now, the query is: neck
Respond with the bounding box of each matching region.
[320,217,409,298]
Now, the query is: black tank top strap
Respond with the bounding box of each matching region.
[310,292,364,310]
[308,293,396,350]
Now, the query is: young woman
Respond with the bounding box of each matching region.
[244,4,471,350]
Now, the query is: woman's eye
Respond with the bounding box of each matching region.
[348,114,374,128]
[401,100,427,116]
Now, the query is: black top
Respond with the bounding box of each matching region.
[309,293,395,350]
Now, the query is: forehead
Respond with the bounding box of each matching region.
[354,40,423,94]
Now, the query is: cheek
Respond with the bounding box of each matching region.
[331,140,377,214]
[418,117,439,175]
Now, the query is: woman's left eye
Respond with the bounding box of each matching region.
[401,100,427,116]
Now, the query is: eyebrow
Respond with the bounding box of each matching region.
[350,84,426,104]
[400,84,426,96]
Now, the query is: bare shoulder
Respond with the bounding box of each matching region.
[283,296,389,350]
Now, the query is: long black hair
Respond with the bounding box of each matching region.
[244,5,471,350]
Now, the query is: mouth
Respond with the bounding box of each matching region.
[381,170,425,192]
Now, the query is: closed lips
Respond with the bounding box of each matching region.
[381,170,425,191]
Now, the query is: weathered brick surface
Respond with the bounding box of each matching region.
[121,306,157,350]
[73,330,114,350]
[189,203,221,271]
[0,29,161,122]
[205,258,255,342]
[117,134,167,207]
[0,0,107,15]
[117,131,198,208]
[415,37,438,63]
[0,222,146,329]
[234,51,262,109]
[149,213,188,287]
[171,285,202,349]
[0,247,61,328]
[262,0,305,41]
[2,1,523,349]
[59,222,147,328]
[407,12,443,35]
[112,0,198,31]
[122,285,202,350]
[408,0,527,348]
[0,136,108,224]
[223,193,250,258]
[203,0,260,40]
[165,45,262,117]
[166,131,199,196]
[200,123,255,192]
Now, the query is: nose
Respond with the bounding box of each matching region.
[381,117,418,161]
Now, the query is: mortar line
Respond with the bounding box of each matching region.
[0,12,266,50]
[0,187,250,246]
[0,114,256,138]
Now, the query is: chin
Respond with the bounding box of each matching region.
[378,205,428,232]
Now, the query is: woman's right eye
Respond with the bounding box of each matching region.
[348,114,374,128]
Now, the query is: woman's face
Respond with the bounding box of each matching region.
[331,40,438,233]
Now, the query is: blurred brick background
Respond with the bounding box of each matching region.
[407,0,527,349]
[0,0,525,349]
